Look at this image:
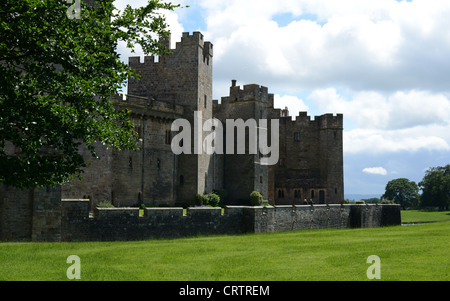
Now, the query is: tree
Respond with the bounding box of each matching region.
[419,165,450,211]
[0,0,180,188]
[381,178,419,210]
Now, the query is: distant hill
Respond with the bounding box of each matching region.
[345,194,382,201]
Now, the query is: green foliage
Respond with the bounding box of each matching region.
[0,0,181,188]
[96,201,114,208]
[381,199,395,204]
[361,197,381,204]
[419,165,450,211]
[382,178,420,209]
[196,193,221,207]
[249,191,263,206]
[205,193,220,207]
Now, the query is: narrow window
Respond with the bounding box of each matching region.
[204,95,207,108]
[180,175,184,186]
[157,158,161,170]
[260,176,263,184]
[311,190,315,199]
[128,157,133,169]
[294,132,301,142]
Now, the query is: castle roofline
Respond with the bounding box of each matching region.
[112,94,183,119]
[128,31,213,65]
[220,80,274,105]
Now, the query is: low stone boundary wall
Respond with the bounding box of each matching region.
[0,184,401,242]
[61,201,401,242]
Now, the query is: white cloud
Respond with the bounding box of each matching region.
[309,88,450,130]
[362,167,388,176]
[197,0,450,93]
[274,94,309,118]
[344,125,450,154]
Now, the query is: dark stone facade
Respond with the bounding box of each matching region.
[61,31,344,208]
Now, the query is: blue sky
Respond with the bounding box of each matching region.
[115,0,450,197]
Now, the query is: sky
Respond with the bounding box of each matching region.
[114,0,450,198]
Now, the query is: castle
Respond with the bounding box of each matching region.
[0,32,402,244]
[61,32,344,209]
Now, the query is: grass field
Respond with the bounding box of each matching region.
[0,210,448,281]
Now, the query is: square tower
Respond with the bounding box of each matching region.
[128,32,214,203]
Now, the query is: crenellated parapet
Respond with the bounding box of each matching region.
[273,110,343,130]
[112,94,183,120]
[220,80,274,105]
[128,31,213,67]
[58,201,401,242]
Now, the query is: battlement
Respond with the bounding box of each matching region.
[112,94,183,118]
[274,110,343,129]
[1,184,400,242]
[221,80,274,104]
[128,31,213,67]
[58,201,400,241]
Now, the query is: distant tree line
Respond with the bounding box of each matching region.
[368,165,449,211]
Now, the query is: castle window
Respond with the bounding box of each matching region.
[260,176,263,184]
[294,132,301,142]
[204,95,207,108]
[128,157,133,169]
[157,159,161,170]
[311,190,315,199]
[180,175,184,186]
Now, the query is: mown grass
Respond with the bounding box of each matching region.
[0,211,448,281]
[400,209,450,224]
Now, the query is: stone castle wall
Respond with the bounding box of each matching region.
[0,184,401,242]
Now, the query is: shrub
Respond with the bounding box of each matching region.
[206,193,221,207]
[381,199,395,204]
[249,191,263,206]
[355,200,365,204]
[96,201,114,208]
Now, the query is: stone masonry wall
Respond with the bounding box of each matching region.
[0,185,61,242]
[1,185,401,242]
[59,202,401,242]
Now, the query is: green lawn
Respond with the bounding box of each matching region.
[400,209,450,224]
[0,211,448,281]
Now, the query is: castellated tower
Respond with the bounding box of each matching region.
[213,81,274,204]
[269,111,344,205]
[128,32,214,203]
